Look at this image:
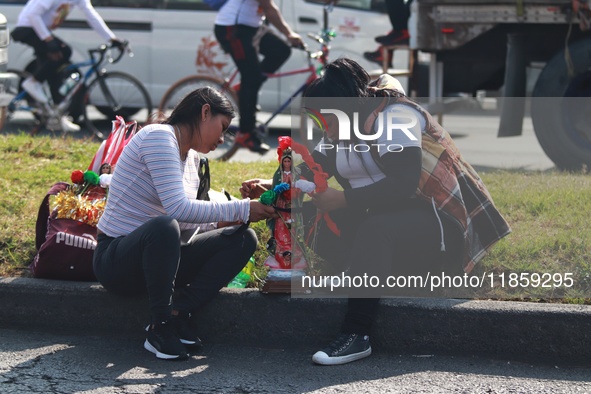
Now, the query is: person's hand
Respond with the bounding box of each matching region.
[310,187,347,212]
[239,179,271,199]
[110,38,126,50]
[248,201,279,222]
[287,33,305,49]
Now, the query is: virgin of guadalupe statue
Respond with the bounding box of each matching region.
[264,143,311,270]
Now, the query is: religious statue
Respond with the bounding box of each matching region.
[265,146,307,270]
[260,137,316,292]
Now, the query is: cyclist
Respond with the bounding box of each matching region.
[10,0,124,132]
[214,0,304,154]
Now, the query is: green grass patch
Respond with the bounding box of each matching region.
[472,171,591,302]
[1,134,590,302]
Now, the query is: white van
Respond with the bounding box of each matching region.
[2,0,391,112]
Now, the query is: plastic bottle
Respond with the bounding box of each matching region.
[58,72,80,96]
[227,256,255,288]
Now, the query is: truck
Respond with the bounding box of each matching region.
[409,0,591,171]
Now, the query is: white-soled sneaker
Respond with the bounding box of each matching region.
[22,77,49,104]
[144,321,188,361]
[170,312,203,348]
[60,116,81,132]
[312,333,372,366]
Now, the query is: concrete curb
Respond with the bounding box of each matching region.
[2,277,591,365]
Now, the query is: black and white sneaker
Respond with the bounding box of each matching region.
[312,333,372,365]
[144,321,189,360]
[171,312,203,348]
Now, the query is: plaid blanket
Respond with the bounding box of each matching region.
[367,75,511,272]
[399,98,511,272]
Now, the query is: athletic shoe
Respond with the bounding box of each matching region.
[60,116,81,133]
[234,131,270,154]
[363,48,393,68]
[312,333,372,365]
[144,320,189,360]
[171,312,203,348]
[22,77,49,104]
[375,29,410,46]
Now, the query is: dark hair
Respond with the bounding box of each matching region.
[304,57,406,100]
[304,58,371,98]
[99,162,112,174]
[148,86,235,138]
[303,58,407,175]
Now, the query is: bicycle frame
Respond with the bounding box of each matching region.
[8,45,122,117]
[219,54,323,130]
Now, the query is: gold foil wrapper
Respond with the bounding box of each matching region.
[52,188,106,227]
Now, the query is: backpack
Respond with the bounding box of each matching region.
[204,0,228,10]
[31,182,103,282]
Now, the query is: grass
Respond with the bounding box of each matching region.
[1,133,591,302]
[471,171,591,302]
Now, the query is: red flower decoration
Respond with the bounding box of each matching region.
[276,147,282,162]
[278,136,292,152]
[71,170,84,184]
[276,136,292,162]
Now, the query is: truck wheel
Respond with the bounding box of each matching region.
[531,38,591,171]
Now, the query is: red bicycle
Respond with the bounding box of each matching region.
[158,4,335,161]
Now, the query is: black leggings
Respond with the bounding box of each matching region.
[305,202,463,336]
[93,216,257,323]
[11,27,72,88]
[385,0,413,32]
[214,24,291,135]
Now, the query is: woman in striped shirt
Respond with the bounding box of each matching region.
[93,87,277,361]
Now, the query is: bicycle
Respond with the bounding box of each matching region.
[1,41,152,140]
[158,3,336,161]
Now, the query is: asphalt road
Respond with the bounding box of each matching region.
[222,103,555,171]
[0,101,583,393]
[1,327,590,394]
[2,99,556,172]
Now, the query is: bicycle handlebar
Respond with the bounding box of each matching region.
[307,32,326,45]
[88,40,131,66]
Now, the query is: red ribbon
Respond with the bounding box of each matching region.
[281,137,341,239]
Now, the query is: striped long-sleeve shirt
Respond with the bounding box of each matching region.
[97,124,250,238]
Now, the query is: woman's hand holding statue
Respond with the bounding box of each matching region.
[310,187,347,212]
[249,200,279,222]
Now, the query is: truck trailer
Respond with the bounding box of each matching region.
[410,0,591,170]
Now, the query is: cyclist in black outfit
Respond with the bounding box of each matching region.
[214,0,304,154]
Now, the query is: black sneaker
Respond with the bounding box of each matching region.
[234,132,270,154]
[375,29,410,46]
[144,321,189,360]
[363,48,393,68]
[312,333,372,365]
[171,312,203,348]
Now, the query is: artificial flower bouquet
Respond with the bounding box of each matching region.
[51,170,112,227]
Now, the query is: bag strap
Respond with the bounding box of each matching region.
[104,116,138,166]
[88,116,138,172]
[197,157,211,201]
[35,182,70,250]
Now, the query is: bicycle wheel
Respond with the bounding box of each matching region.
[1,69,40,133]
[159,75,239,161]
[84,71,153,140]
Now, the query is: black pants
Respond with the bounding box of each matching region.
[11,27,72,95]
[304,201,463,336]
[385,0,413,31]
[93,216,257,323]
[214,24,291,135]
